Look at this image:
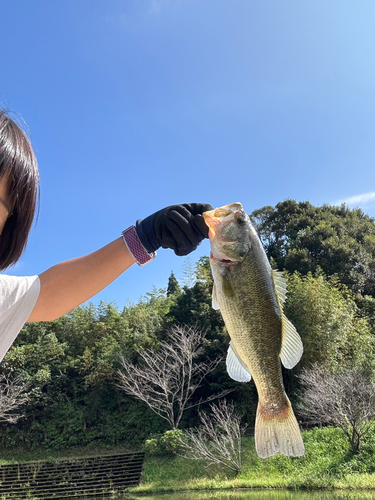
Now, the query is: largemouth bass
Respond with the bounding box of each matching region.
[203,202,304,459]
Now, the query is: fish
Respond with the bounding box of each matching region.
[203,202,304,459]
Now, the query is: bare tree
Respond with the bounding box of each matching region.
[117,325,229,429]
[181,257,197,288]
[177,399,245,474]
[0,374,29,424]
[297,366,375,453]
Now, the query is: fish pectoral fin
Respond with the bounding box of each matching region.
[272,269,303,368]
[272,269,287,306]
[280,314,303,369]
[212,283,220,310]
[226,342,252,382]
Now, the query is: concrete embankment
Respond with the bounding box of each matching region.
[0,451,144,499]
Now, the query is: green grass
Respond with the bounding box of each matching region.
[130,427,375,494]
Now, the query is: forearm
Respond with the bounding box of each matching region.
[26,203,211,322]
[27,237,136,322]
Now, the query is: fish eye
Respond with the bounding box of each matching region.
[237,216,246,225]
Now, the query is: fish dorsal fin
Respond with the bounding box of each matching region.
[272,269,287,306]
[280,313,303,369]
[226,342,252,382]
[212,283,220,310]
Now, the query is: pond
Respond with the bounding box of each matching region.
[126,490,375,500]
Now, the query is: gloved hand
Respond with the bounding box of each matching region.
[136,203,213,256]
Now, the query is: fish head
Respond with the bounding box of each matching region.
[203,202,252,263]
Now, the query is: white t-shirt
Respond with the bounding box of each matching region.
[0,275,40,362]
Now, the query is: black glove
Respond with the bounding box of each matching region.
[135,203,213,256]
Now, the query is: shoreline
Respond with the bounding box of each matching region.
[129,477,375,496]
[127,485,375,500]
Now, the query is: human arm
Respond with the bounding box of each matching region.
[27,203,212,322]
[27,237,135,322]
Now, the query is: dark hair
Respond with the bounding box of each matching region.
[0,110,39,270]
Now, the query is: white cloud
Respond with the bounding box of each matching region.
[334,191,375,207]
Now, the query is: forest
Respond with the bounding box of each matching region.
[1,200,375,454]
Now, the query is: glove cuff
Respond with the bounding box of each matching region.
[122,226,157,266]
[135,218,161,254]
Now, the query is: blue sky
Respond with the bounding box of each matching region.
[1,0,374,307]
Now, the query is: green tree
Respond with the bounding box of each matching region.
[167,271,181,297]
[251,200,375,296]
[284,272,375,375]
[0,299,167,450]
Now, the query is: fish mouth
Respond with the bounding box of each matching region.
[202,211,219,240]
[211,202,243,219]
[203,202,243,240]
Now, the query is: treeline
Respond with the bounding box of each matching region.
[1,200,374,451]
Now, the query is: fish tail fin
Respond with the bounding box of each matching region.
[255,397,305,459]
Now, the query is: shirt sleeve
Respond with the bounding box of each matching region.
[0,275,40,362]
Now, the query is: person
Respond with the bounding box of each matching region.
[0,109,212,362]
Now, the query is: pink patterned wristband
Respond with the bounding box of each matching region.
[122,226,157,266]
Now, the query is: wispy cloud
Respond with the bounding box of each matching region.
[334,191,375,207]
[148,0,173,14]
[105,0,179,30]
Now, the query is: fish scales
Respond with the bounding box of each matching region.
[204,202,305,459]
[212,234,286,411]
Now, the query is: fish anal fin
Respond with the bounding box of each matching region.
[226,342,252,382]
[212,283,220,310]
[255,397,305,459]
[280,314,303,369]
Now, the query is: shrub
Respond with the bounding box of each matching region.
[144,430,184,456]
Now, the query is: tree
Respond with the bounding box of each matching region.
[167,271,181,297]
[251,200,375,297]
[195,256,213,285]
[297,366,375,453]
[167,256,224,335]
[181,257,197,288]
[177,399,244,474]
[0,374,29,424]
[284,272,375,375]
[117,325,229,429]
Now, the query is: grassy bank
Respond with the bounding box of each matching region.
[130,427,375,494]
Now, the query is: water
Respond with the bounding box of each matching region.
[127,490,375,500]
